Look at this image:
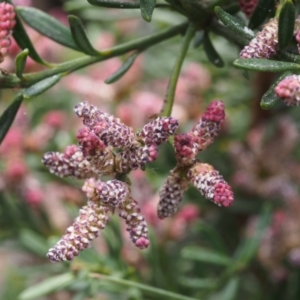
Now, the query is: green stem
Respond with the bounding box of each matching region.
[161,23,196,117]
[87,0,170,9]
[89,273,200,300]
[0,22,188,89]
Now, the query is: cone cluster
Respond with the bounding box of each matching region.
[43,100,234,262]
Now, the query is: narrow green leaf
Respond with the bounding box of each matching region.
[12,8,48,66]
[140,0,156,22]
[233,205,271,265]
[87,0,140,8]
[193,30,204,48]
[260,71,292,109]
[233,58,300,72]
[182,246,232,266]
[179,277,216,289]
[278,0,295,50]
[17,7,78,50]
[19,229,49,257]
[203,32,224,68]
[212,277,240,300]
[249,0,275,29]
[15,49,29,79]
[19,273,74,300]
[23,74,62,99]
[0,94,23,145]
[105,51,139,84]
[214,6,255,41]
[68,15,100,56]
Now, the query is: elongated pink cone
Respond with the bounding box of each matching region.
[157,167,189,219]
[240,18,278,59]
[0,2,16,63]
[138,116,179,146]
[42,145,95,179]
[192,100,225,151]
[187,162,234,207]
[47,201,109,262]
[118,197,149,249]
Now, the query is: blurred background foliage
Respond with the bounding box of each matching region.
[1,0,300,300]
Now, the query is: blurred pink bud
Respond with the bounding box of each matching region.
[274,75,300,106]
[176,204,200,223]
[1,128,23,154]
[43,111,65,128]
[238,0,258,17]
[12,0,32,6]
[5,160,27,181]
[24,188,43,205]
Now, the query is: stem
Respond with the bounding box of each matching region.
[161,23,196,117]
[87,0,170,9]
[89,273,200,300]
[0,22,188,89]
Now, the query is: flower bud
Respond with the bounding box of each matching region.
[238,0,258,18]
[274,74,300,106]
[174,132,198,167]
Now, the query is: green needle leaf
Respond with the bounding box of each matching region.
[249,0,275,30]
[193,30,204,48]
[179,277,216,289]
[0,74,63,145]
[105,51,139,84]
[214,6,255,41]
[87,0,140,8]
[140,0,156,22]
[0,94,23,146]
[12,8,49,66]
[233,58,300,72]
[15,48,29,79]
[23,74,63,99]
[17,7,78,50]
[260,71,292,109]
[182,246,232,266]
[19,229,49,257]
[203,32,224,67]
[18,273,74,300]
[68,15,100,56]
[278,0,295,50]
[213,277,240,300]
